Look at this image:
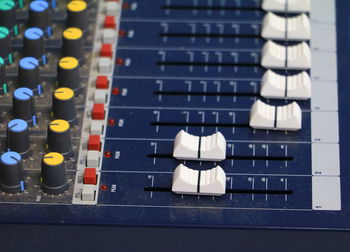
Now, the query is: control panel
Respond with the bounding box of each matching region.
[0,0,349,231]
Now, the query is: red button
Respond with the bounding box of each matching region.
[92,104,105,120]
[104,16,116,29]
[84,168,97,185]
[88,135,101,151]
[100,44,113,58]
[96,76,109,89]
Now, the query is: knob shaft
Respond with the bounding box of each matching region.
[41,152,67,195]
[13,88,37,126]
[0,0,18,36]
[0,151,25,193]
[52,88,78,125]
[18,57,42,95]
[0,57,7,95]
[47,119,73,159]
[29,1,52,37]
[7,119,31,158]
[67,1,88,31]
[62,27,84,62]
[23,27,47,65]
[57,56,81,94]
[0,26,12,64]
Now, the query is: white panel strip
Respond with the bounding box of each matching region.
[312,177,341,210]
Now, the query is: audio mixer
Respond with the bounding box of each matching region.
[0,0,349,232]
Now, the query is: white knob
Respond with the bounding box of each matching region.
[261,70,311,100]
[172,164,226,196]
[173,130,226,161]
[250,100,302,131]
[262,0,310,13]
[262,12,310,40]
[261,40,311,70]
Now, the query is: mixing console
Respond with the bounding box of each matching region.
[0,0,349,231]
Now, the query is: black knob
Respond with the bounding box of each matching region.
[67,0,88,31]
[0,26,13,64]
[57,56,81,94]
[7,119,31,158]
[13,87,37,126]
[29,0,52,37]
[0,151,25,193]
[41,152,67,195]
[52,87,78,125]
[0,56,8,95]
[47,119,73,159]
[18,57,42,95]
[23,27,47,65]
[0,0,18,36]
[62,27,84,62]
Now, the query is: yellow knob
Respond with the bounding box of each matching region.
[54,88,74,101]
[49,120,70,133]
[59,57,79,70]
[67,1,87,12]
[63,27,83,40]
[43,152,64,166]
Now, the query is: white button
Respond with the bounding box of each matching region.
[262,12,310,40]
[173,130,226,161]
[87,150,99,167]
[172,164,226,196]
[82,185,96,201]
[98,57,112,74]
[250,100,302,131]
[94,90,107,103]
[105,2,120,16]
[276,101,302,131]
[102,29,116,44]
[261,41,311,70]
[249,100,276,130]
[262,0,310,13]
[90,121,104,135]
[261,70,311,100]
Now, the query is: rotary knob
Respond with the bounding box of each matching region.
[23,27,47,65]
[41,152,67,195]
[67,1,88,31]
[0,26,12,64]
[29,0,52,37]
[0,56,7,95]
[52,87,78,125]
[47,119,73,159]
[0,151,25,193]
[13,87,37,126]
[0,0,18,36]
[18,57,42,95]
[62,27,84,62]
[57,56,81,94]
[7,119,31,158]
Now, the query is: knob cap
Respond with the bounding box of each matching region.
[62,27,84,62]
[18,57,42,95]
[41,152,67,195]
[0,57,7,95]
[57,56,81,94]
[0,0,18,36]
[52,87,77,125]
[0,26,12,64]
[0,151,25,193]
[23,27,47,65]
[29,1,52,37]
[67,1,88,30]
[13,88,37,126]
[7,119,31,158]
[47,119,73,159]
